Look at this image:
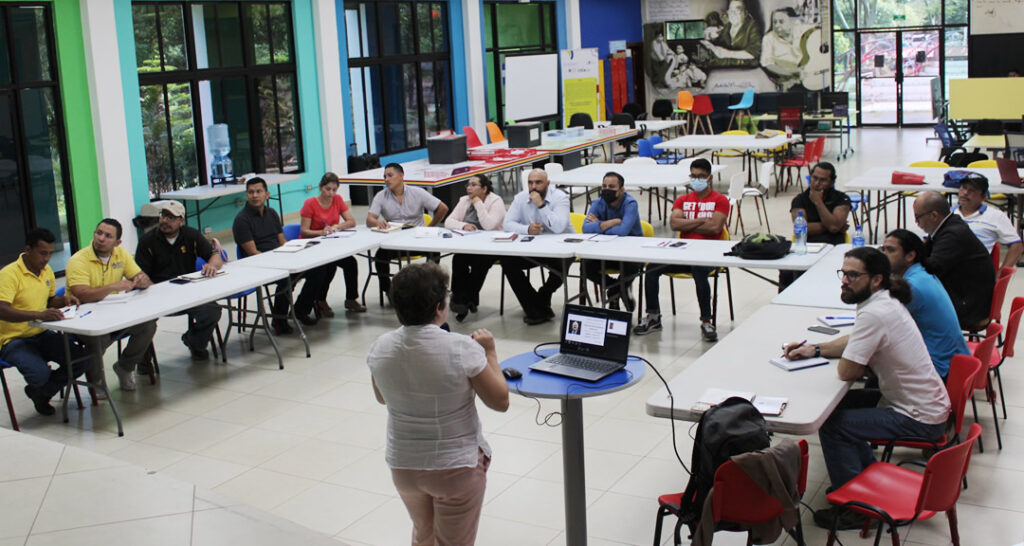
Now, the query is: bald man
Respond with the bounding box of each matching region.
[912,191,995,330]
[501,169,573,324]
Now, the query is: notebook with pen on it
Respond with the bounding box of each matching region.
[770,355,830,371]
[818,315,855,327]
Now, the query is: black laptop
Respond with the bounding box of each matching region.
[529,304,633,381]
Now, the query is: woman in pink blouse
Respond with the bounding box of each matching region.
[299,172,366,316]
[444,174,506,321]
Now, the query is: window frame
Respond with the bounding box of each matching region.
[345,1,454,156]
[133,1,304,195]
[483,1,558,129]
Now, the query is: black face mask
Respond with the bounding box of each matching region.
[600,189,618,203]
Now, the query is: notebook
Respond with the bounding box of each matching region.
[770,355,830,371]
[529,304,633,381]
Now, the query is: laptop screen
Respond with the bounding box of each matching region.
[559,304,632,363]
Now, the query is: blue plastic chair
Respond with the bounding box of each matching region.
[646,135,672,164]
[283,224,301,241]
[727,88,755,131]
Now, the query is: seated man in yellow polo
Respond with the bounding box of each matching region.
[65,219,155,393]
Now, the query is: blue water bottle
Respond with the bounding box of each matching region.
[852,225,865,248]
[793,211,807,255]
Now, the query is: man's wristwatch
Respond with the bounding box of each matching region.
[813,345,821,358]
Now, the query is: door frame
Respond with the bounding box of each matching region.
[854,26,945,127]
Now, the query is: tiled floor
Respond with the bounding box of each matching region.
[3,127,1024,545]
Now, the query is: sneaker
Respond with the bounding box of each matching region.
[114,362,136,391]
[813,506,866,531]
[700,321,718,342]
[24,385,55,416]
[633,315,662,335]
[92,388,108,401]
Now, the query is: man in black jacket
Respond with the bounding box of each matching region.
[913,191,994,330]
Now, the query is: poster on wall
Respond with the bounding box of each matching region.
[642,0,830,101]
[561,48,600,127]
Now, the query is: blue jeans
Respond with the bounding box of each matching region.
[644,264,713,320]
[819,389,946,488]
[1,331,90,400]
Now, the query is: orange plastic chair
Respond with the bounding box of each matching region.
[486,122,505,143]
[462,126,483,148]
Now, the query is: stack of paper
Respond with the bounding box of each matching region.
[770,355,830,371]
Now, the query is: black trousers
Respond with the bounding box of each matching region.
[451,254,497,307]
[319,256,360,301]
[500,257,569,317]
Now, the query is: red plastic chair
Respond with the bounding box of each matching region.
[990,245,1000,272]
[691,95,715,134]
[968,296,1023,423]
[968,323,1002,451]
[870,354,981,462]
[777,137,824,194]
[824,423,982,546]
[652,440,809,546]
[462,126,483,148]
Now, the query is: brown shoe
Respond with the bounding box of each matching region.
[344,299,367,313]
[313,300,335,318]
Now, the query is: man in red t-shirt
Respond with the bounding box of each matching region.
[634,158,729,341]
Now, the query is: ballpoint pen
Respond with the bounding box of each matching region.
[79,310,92,318]
[781,339,807,357]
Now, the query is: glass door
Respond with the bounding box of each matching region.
[859,31,898,124]
[900,30,941,124]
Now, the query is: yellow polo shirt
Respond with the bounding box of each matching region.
[0,254,56,346]
[65,245,142,292]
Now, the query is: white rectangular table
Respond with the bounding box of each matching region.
[33,263,289,436]
[771,244,855,310]
[645,304,853,435]
[159,173,299,232]
[655,133,801,153]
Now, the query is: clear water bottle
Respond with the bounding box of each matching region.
[852,225,865,248]
[793,211,807,255]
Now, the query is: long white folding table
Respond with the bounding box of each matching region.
[33,263,289,436]
[547,160,728,223]
[839,166,1024,242]
[771,244,854,310]
[229,229,382,356]
[655,133,801,155]
[159,173,299,232]
[596,119,689,136]
[479,126,639,169]
[645,303,853,435]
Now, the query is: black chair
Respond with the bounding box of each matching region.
[568,113,594,129]
[651,99,674,120]
[610,112,639,159]
[622,102,646,121]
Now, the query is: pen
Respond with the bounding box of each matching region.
[79,310,92,318]
[824,316,855,320]
[781,339,807,357]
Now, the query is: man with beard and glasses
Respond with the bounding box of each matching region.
[783,247,950,531]
[581,171,641,311]
[501,168,573,324]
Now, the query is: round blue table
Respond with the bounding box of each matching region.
[501,348,645,546]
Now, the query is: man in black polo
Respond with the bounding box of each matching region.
[233,177,324,334]
[780,162,851,290]
[136,200,223,360]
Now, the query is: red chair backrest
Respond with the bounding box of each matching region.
[971,323,1002,388]
[807,137,826,162]
[779,107,802,132]
[693,95,714,115]
[711,440,808,525]
[991,245,1000,271]
[917,423,982,513]
[462,126,483,148]
[1002,297,1024,359]
[991,267,1015,323]
[946,355,983,436]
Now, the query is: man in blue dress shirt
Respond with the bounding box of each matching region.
[581,171,642,310]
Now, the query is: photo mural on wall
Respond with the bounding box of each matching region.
[643,0,830,99]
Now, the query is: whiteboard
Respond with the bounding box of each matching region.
[504,54,559,122]
[971,0,1024,35]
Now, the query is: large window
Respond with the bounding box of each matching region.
[132,2,303,196]
[345,2,453,156]
[483,1,557,128]
[0,4,76,270]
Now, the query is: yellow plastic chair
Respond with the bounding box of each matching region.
[712,130,750,167]
[667,228,734,323]
[486,122,505,143]
[909,160,949,167]
[570,212,586,233]
[967,160,997,168]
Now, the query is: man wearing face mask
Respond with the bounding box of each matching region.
[501,169,573,324]
[634,158,728,341]
[581,172,642,310]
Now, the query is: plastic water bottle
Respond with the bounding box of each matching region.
[852,225,865,248]
[793,211,807,255]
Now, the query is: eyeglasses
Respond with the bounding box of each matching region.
[836,269,866,281]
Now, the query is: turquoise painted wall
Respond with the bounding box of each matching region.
[117,0,328,234]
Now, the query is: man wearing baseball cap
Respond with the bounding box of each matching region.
[136,200,224,360]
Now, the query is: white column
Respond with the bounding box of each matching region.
[80,1,139,250]
[462,0,486,133]
[312,0,348,176]
[564,0,582,50]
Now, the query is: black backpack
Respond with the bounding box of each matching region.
[724,233,792,260]
[679,397,771,530]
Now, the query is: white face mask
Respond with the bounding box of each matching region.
[689,177,709,192]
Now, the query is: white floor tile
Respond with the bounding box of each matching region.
[213,467,317,511]
[25,513,192,546]
[271,482,391,537]
[0,476,49,540]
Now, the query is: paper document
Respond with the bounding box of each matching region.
[770,355,830,371]
[59,305,78,319]
[752,396,788,416]
[587,234,617,242]
[372,224,410,233]
[274,239,319,252]
[176,270,227,282]
[641,240,687,248]
[322,230,356,239]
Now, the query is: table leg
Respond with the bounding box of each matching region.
[283,275,311,358]
[256,288,284,369]
[62,335,123,436]
[561,398,587,546]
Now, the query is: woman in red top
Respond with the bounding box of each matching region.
[299,172,366,316]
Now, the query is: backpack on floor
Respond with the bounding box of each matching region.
[678,397,771,531]
[724,232,792,260]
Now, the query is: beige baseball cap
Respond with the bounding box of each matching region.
[160,200,186,218]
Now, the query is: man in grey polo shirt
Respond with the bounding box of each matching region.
[366,163,449,295]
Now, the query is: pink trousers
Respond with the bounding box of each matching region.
[391,449,491,546]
